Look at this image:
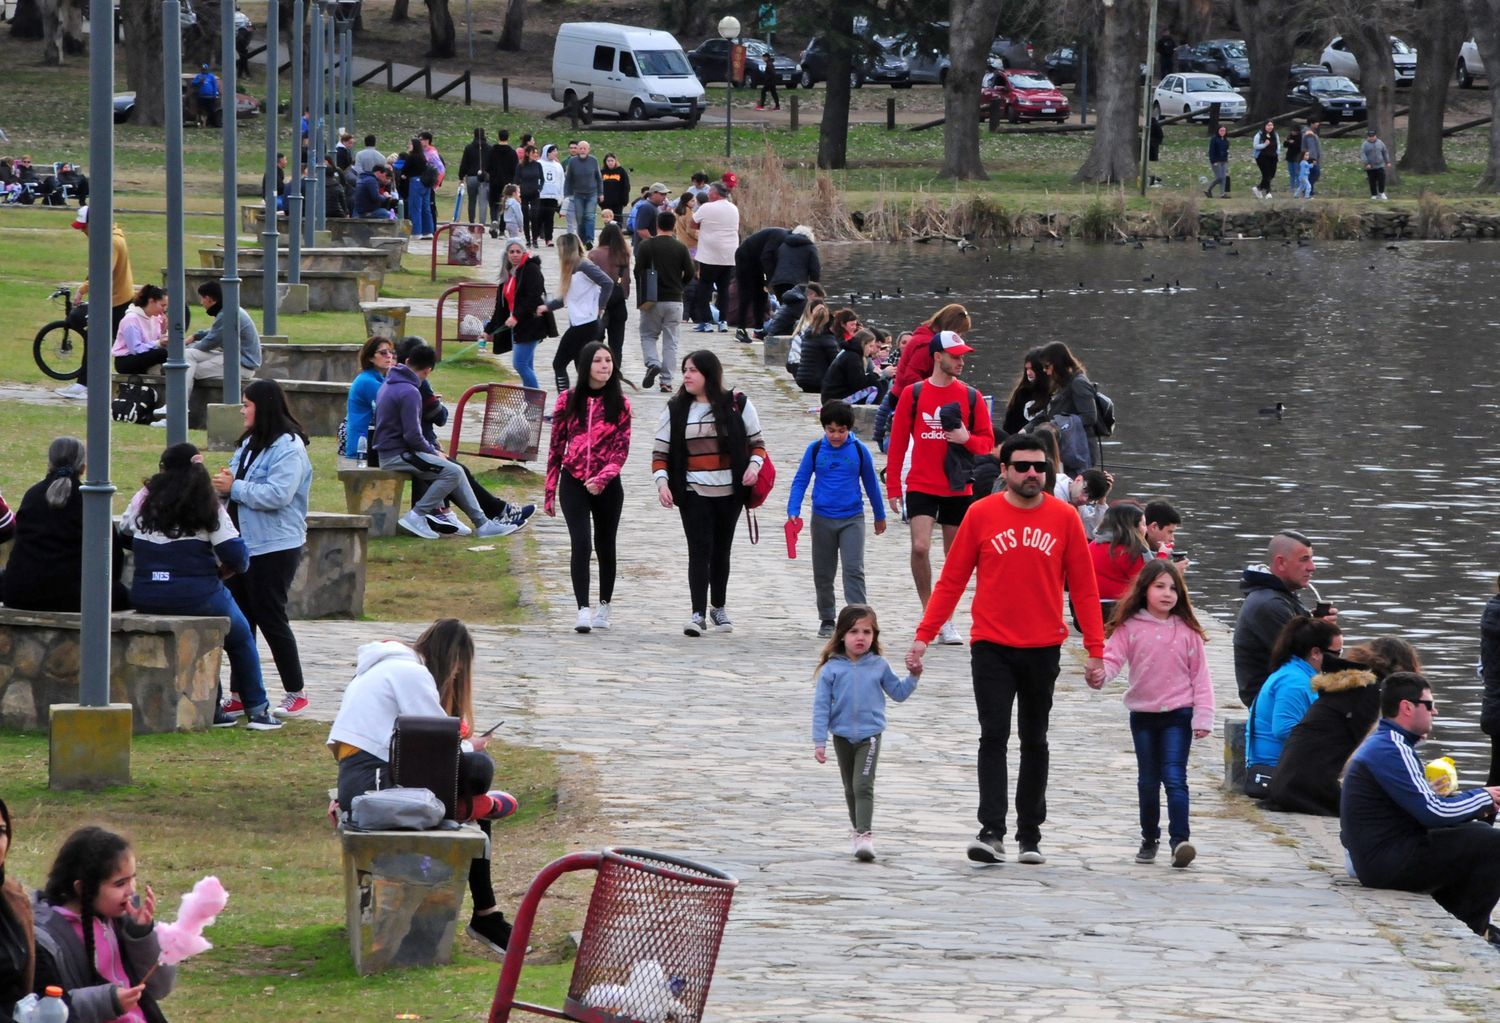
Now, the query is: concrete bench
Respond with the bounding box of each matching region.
[257,343,362,384]
[178,265,382,312]
[0,608,227,733]
[340,825,488,975]
[763,334,791,368]
[109,373,348,435]
[200,245,395,277]
[328,217,412,248]
[339,468,409,536]
[1224,715,1247,793]
[849,402,879,439]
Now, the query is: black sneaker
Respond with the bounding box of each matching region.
[502,504,536,531]
[966,829,1005,864]
[642,365,661,389]
[1017,841,1046,865]
[212,706,238,728]
[466,911,511,955]
[1135,840,1159,864]
[1170,840,1196,868]
[817,619,835,638]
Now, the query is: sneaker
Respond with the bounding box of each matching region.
[818,619,835,638]
[466,911,512,955]
[501,503,536,530]
[1171,840,1196,868]
[57,383,88,399]
[1251,186,1262,198]
[473,790,519,820]
[717,322,728,332]
[709,607,733,633]
[966,829,1005,864]
[399,509,441,539]
[476,517,520,538]
[854,831,875,862]
[755,103,765,110]
[245,708,283,731]
[212,706,238,728]
[684,613,705,637]
[591,602,612,630]
[937,620,963,645]
[278,692,309,718]
[642,365,661,389]
[1135,840,1159,864]
[575,607,592,633]
[221,696,245,719]
[427,509,468,536]
[693,323,713,333]
[1017,842,1046,865]
[1379,192,1388,201]
[734,328,752,344]
[659,382,672,393]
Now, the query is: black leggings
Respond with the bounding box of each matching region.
[225,546,304,694]
[536,198,558,243]
[553,321,598,394]
[677,488,741,615]
[519,194,539,244]
[559,473,623,608]
[602,288,627,368]
[1256,158,1277,193]
[114,348,168,375]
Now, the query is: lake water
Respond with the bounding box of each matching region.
[820,238,1500,774]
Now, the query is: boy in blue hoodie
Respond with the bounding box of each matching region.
[787,400,886,636]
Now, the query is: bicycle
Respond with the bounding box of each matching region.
[33,285,191,381]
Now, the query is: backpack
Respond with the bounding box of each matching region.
[1091,383,1116,437]
[419,164,439,189]
[907,380,980,433]
[112,375,159,426]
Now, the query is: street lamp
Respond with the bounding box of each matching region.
[718,15,740,160]
[1138,0,1160,195]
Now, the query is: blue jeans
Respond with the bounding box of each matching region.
[571,195,597,246]
[138,586,268,716]
[1308,162,1321,196]
[1287,163,1299,192]
[408,179,435,235]
[1129,707,1193,845]
[511,340,539,389]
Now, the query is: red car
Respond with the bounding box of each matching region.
[980,69,1070,123]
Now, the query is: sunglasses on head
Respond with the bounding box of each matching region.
[1007,460,1049,474]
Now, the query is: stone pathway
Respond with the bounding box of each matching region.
[275,286,1500,1020]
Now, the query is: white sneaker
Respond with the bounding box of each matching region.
[476,517,519,538]
[575,607,592,633]
[591,602,612,630]
[854,831,875,862]
[1251,186,1262,199]
[57,383,88,399]
[1379,192,1388,201]
[398,510,440,539]
[684,613,705,637]
[937,620,964,645]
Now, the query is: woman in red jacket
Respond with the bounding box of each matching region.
[1089,502,1155,620]
[873,303,971,452]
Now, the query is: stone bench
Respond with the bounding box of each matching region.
[258,343,362,384]
[339,468,409,536]
[763,334,791,368]
[178,265,382,312]
[200,246,395,277]
[109,373,349,435]
[0,608,227,733]
[849,402,879,439]
[328,217,412,248]
[1224,715,1247,793]
[340,825,488,975]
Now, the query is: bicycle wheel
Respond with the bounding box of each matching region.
[33,320,84,380]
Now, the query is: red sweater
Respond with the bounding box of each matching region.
[891,324,936,395]
[1088,541,1147,600]
[885,377,995,501]
[916,492,1105,655]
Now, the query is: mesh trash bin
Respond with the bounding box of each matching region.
[448,383,547,463]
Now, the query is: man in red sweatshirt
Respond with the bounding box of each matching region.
[907,434,1106,866]
[884,330,995,646]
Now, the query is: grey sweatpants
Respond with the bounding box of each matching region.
[639,301,683,385]
[811,512,867,621]
[833,733,881,833]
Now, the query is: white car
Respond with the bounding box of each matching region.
[1320,35,1416,85]
[1152,73,1246,122]
[1457,39,1487,88]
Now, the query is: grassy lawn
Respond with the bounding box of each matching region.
[1,727,593,1022]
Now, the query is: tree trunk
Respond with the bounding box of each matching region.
[1233,0,1294,124]
[496,0,524,51]
[816,11,855,170]
[392,0,409,21]
[1177,0,1211,41]
[9,0,42,38]
[1469,0,1500,189]
[940,0,1004,179]
[1341,21,1399,185]
[1075,0,1147,184]
[183,0,224,69]
[424,0,454,58]
[1398,0,1466,173]
[60,0,83,53]
[120,0,165,125]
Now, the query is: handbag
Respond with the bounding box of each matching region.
[389,715,462,820]
[640,262,660,309]
[348,787,445,831]
[1243,704,1273,798]
[490,325,514,355]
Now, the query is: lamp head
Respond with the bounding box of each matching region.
[718,15,740,40]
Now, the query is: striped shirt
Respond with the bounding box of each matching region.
[652,398,766,498]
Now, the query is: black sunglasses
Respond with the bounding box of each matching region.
[1414,698,1435,710]
[1007,460,1049,474]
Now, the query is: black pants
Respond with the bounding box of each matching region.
[536,198,558,243]
[1488,732,1500,787]
[759,81,779,108]
[970,641,1062,844]
[694,262,733,324]
[552,321,598,394]
[1256,157,1277,193]
[519,194,539,244]
[225,546,305,694]
[1367,822,1500,935]
[602,288,627,368]
[114,349,168,375]
[78,301,131,387]
[677,488,741,615]
[1367,167,1387,196]
[559,473,623,608]
[733,261,768,328]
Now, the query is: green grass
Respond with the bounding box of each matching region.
[1,728,590,1022]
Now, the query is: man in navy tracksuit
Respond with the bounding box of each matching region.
[1341,672,1500,941]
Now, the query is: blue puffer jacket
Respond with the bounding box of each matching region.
[812,653,919,745]
[227,432,313,556]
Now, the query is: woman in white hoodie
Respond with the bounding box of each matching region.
[537,143,564,246]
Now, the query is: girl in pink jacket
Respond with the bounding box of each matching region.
[545,341,631,634]
[1092,559,1215,869]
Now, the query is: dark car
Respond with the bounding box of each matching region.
[1043,46,1079,85]
[1174,39,1250,87]
[800,35,909,89]
[1287,75,1366,123]
[980,68,1069,122]
[688,37,800,88]
[990,36,1036,70]
[113,80,260,123]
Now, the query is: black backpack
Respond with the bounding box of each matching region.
[1091,383,1117,437]
[112,375,159,426]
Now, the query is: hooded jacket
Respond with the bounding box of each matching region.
[769,233,821,288]
[820,336,881,405]
[1266,663,1379,815]
[1480,592,1500,736]
[32,896,176,1023]
[372,362,432,461]
[890,323,937,396]
[326,641,447,763]
[545,389,632,505]
[1232,565,1308,707]
[812,652,919,745]
[794,328,839,394]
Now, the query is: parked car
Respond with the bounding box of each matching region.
[898,36,950,85]
[1286,75,1366,122]
[799,35,909,89]
[1319,35,1416,86]
[1287,63,1327,88]
[1457,39,1487,88]
[687,37,799,88]
[1151,73,1246,121]
[1173,39,1250,87]
[112,78,260,123]
[980,68,1069,122]
[1042,46,1078,85]
[862,41,912,87]
[990,36,1037,70]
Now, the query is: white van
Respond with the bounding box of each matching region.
[552,22,706,121]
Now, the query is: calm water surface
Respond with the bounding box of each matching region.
[820,239,1500,773]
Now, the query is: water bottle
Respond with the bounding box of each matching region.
[36,987,69,1023]
[477,335,488,353]
[12,993,38,1023]
[356,435,368,469]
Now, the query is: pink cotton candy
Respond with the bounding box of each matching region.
[155,876,229,965]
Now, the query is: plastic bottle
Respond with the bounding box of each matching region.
[477,334,488,353]
[36,987,69,1023]
[355,435,368,469]
[12,993,39,1023]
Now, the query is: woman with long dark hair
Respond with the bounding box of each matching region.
[121,442,281,731]
[545,233,614,395]
[599,152,631,219]
[587,221,631,367]
[545,342,631,633]
[212,379,314,720]
[1252,120,1279,198]
[482,238,548,390]
[1038,340,1102,471]
[651,350,766,636]
[111,284,169,376]
[1089,502,1152,621]
[514,145,543,248]
[401,137,434,239]
[343,336,395,458]
[0,798,34,1023]
[1001,347,1049,437]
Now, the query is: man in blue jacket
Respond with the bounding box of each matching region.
[1341,672,1500,943]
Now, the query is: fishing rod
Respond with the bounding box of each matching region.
[1101,462,1290,486]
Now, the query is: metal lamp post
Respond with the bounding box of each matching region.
[262,0,280,334]
[288,0,304,279]
[163,0,187,443]
[221,0,241,400]
[1138,0,1159,196]
[718,16,739,160]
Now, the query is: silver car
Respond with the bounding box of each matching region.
[1319,35,1416,85]
[1152,73,1246,122]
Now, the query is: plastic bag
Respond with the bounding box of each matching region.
[348,786,445,831]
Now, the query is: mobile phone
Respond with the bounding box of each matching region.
[1170,552,1188,563]
[1314,602,1333,618]
[479,720,505,738]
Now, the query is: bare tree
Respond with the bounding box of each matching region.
[1328,2,1401,185]
[121,0,166,125]
[497,0,525,50]
[37,0,83,62]
[425,0,454,57]
[817,7,857,170]
[1075,0,1149,184]
[392,0,409,22]
[660,0,709,38]
[1467,0,1500,188]
[941,0,1007,179]
[1398,0,1466,173]
[1176,0,1212,40]
[1233,0,1296,124]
